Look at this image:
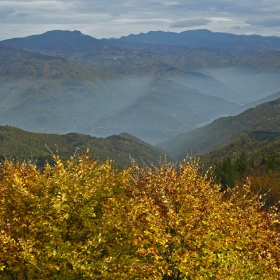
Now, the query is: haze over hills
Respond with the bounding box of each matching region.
[0,44,144,134]
[1,29,280,144]
[240,90,280,111]
[91,78,238,143]
[157,98,280,160]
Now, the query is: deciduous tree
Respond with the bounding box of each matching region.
[0,155,279,279]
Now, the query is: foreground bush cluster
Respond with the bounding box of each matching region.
[0,154,279,279]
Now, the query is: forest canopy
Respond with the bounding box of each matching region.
[0,154,279,279]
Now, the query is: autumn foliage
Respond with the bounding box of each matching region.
[0,154,280,279]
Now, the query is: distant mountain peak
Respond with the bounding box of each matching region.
[37,29,93,40]
[0,29,102,55]
[43,30,83,36]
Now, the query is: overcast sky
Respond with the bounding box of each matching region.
[1,0,280,41]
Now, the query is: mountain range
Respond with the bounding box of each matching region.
[117,29,280,52]
[1,29,280,145]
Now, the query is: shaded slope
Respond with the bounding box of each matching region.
[0,126,165,168]
[202,131,280,168]
[157,98,280,159]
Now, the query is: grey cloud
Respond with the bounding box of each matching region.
[1,0,280,40]
[0,8,14,19]
[1,1,280,23]
[231,25,241,30]
[170,19,211,28]
[132,19,171,25]
[246,18,280,27]
[162,0,280,16]
[73,1,166,15]
[16,13,30,18]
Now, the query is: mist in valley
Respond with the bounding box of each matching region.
[200,68,280,105]
[2,68,280,145]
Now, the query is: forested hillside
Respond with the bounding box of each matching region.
[157,98,280,159]
[0,126,165,169]
[199,130,280,207]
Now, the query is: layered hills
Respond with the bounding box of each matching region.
[0,44,161,135]
[90,78,238,143]
[1,29,280,144]
[157,98,280,160]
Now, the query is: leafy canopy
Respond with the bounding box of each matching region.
[0,154,279,279]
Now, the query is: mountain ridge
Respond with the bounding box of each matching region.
[118,29,280,51]
[157,98,280,159]
[0,126,165,168]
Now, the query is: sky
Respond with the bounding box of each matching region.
[1,0,280,41]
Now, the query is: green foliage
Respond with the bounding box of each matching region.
[212,156,238,189]
[205,134,280,207]
[234,151,250,176]
[266,149,280,171]
[212,152,250,190]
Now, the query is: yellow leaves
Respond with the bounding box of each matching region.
[0,155,279,279]
[0,265,5,271]
[128,161,280,279]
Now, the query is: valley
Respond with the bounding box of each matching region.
[1,29,280,159]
